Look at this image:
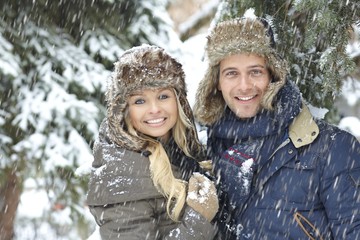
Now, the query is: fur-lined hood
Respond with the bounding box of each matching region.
[106,44,198,152]
[193,17,288,125]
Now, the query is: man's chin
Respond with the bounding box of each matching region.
[233,107,259,119]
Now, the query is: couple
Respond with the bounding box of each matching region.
[87,15,360,240]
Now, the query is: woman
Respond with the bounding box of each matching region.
[87,44,218,240]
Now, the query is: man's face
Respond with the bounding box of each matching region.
[218,53,271,119]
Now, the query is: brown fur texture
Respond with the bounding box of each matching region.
[193,18,288,125]
[106,45,197,151]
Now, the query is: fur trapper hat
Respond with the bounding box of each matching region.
[106,44,197,151]
[193,17,288,125]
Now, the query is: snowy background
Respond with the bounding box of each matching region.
[3,0,359,239]
[16,30,360,240]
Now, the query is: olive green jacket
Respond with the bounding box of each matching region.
[87,120,216,240]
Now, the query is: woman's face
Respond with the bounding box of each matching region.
[218,53,271,119]
[128,88,178,142]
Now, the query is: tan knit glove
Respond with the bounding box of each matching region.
[186,172,219,222]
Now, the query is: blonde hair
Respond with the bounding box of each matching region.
[125,89,195,221]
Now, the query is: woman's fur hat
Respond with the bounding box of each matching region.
[106,44,196,151]
[193,17,288,125]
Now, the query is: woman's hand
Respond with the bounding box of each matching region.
[186,172,219,222]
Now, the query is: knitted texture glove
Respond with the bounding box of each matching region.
[186,172,219,222]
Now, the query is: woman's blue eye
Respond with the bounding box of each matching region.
[159,94,169,100]
[134,99,145,104]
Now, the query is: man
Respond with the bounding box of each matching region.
[193,14,360,240]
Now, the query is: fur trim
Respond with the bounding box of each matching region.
[194,18,288,125]
[106,44,195,151]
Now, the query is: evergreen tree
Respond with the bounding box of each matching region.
[0,0,179,239]
[213,0,359,121]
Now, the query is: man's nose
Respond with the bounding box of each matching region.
[235,75,253,90]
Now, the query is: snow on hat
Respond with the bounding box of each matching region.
[106,44,197,151]
[193,11,288,125]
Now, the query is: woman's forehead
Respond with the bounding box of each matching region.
[129,87,173,96]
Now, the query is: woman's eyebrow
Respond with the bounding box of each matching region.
[129,92,143,97]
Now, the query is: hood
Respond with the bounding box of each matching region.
[106,44,199,152]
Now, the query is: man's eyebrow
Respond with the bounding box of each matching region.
[247,64,266,68]
[220,67,237,74]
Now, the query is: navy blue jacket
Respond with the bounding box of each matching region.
[209,106,360,240]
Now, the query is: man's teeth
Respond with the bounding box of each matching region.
[237,95,255,101]
[146,118,165,124]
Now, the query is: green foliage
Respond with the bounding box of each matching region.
[215,0,359,122]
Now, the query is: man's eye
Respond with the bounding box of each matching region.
[250,69,263,76]
[225,71,237,76]
[134,99,145,104]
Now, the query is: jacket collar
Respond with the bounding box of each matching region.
[289,104,319,148]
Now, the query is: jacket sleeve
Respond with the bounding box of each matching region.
[320,130,360,239]
[89,200,158,240]
[165,207,217,240]
[89,201,216,240]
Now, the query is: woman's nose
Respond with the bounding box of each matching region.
[148,101,161,114]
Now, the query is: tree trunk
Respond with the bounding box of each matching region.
[0,169,21,240]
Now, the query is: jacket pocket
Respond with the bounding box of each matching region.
[294,212,324,240]
[270,153,320,204]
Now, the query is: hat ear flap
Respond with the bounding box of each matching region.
[261,53,288,110]
[261,80,285,110]
[193,65,225,125]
